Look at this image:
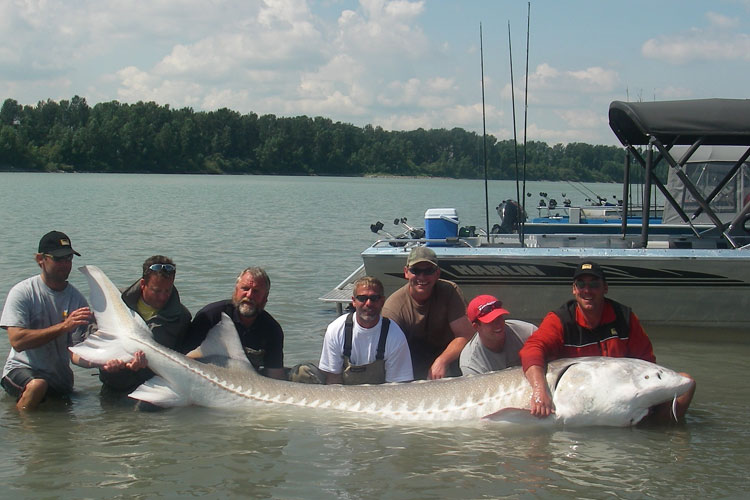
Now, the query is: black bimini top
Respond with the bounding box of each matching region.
[609,99,750,147]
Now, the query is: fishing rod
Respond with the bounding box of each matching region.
[521,1,530,244]
[565,180,611,205]
[480,23,490,237]
[508,21,522,245]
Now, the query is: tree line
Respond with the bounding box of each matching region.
[0,96,638,182]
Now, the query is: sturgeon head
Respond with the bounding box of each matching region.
[548,357,694,427]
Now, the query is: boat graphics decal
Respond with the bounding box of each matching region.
[384,260,749,288]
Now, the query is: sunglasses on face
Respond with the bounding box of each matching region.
[477,300,503,318]
[149,263,176,273]
[45,254,74,262]
[408,266,437,276]
[574,279,603,290]
[354,294,383,303]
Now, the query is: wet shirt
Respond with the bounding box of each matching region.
[1,275,88,394]
[318,312,413,383]
[382,279,466,379]
[99,280,192,392]
[459,319,536,375]
[520,299,656,372]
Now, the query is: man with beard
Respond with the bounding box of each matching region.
[318,276,412,385]
[183,267,286,380]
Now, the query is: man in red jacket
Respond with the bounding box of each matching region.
[519,261,695,423]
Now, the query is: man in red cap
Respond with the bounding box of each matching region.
[459,295,536,375]
[519,261,695,423]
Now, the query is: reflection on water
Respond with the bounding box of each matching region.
[0,173,748,498]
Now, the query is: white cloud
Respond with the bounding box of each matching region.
[557,109,606,130]
[335,0,428,58]
[641,15,750,64]
[566,67,618,92]
[706,11,738,28]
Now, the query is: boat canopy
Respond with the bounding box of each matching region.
[609,99,750,147]
[608,99,750,248]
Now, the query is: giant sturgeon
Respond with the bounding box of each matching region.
[71,265,694,426]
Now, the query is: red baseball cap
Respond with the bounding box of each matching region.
[467,294,510,323]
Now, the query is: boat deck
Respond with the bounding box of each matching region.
[318,264,365,314]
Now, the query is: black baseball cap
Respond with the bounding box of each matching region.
[38,231,81,257]
[573,261,605,281]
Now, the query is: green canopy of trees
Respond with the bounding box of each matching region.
[0,96,633,182]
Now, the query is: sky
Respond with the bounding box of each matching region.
[2,0,750,146]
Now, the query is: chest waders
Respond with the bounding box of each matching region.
[342,313,390,385]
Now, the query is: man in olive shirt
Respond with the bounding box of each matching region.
[382,246,474,380]
[99,256,192,394]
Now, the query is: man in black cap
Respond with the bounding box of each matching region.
[0,232,94,410]
[382,246,474,380]
[0,231,144,410]
[519,261,695,422]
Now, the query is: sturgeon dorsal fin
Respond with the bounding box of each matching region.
[189,312,254,369]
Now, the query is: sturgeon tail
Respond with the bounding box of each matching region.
[69,265,149,366]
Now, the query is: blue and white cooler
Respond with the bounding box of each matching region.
[424,208,459,246]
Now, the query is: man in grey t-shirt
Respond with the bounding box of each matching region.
[1,231,143,410]
[459,294,536,375]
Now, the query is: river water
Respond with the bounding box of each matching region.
[0,172,747,499]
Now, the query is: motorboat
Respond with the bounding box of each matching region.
[321,99,750,328]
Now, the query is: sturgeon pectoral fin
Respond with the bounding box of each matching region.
[482,408,539,423]
[129,376,187,407]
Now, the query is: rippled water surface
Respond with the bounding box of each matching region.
[0,172,747,499]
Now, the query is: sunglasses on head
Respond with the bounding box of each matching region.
[574,279,602,290]
[477,300,503,318]
[149,263,176,273]
[354,294,383,303]
[45,254,74,262]
[408,265,437,276]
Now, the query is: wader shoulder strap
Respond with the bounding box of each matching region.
[343,312,354,358]
[344,313,390,360]
[376,318,390,360]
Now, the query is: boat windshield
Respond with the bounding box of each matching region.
[662,152,750,225]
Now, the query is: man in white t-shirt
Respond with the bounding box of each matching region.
[319,276,413,384]
[459,294,536,375]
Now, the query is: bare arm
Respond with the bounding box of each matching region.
[7,306,92,352]
[71,350,147,372]
[524,364,555,418]
[428,315,474,380]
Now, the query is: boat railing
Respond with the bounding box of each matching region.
[370,237,481,248]
[318,263,366,314]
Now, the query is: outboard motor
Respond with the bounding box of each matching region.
[493,199,526,233]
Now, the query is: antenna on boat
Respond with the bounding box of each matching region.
[480,23,490,237]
